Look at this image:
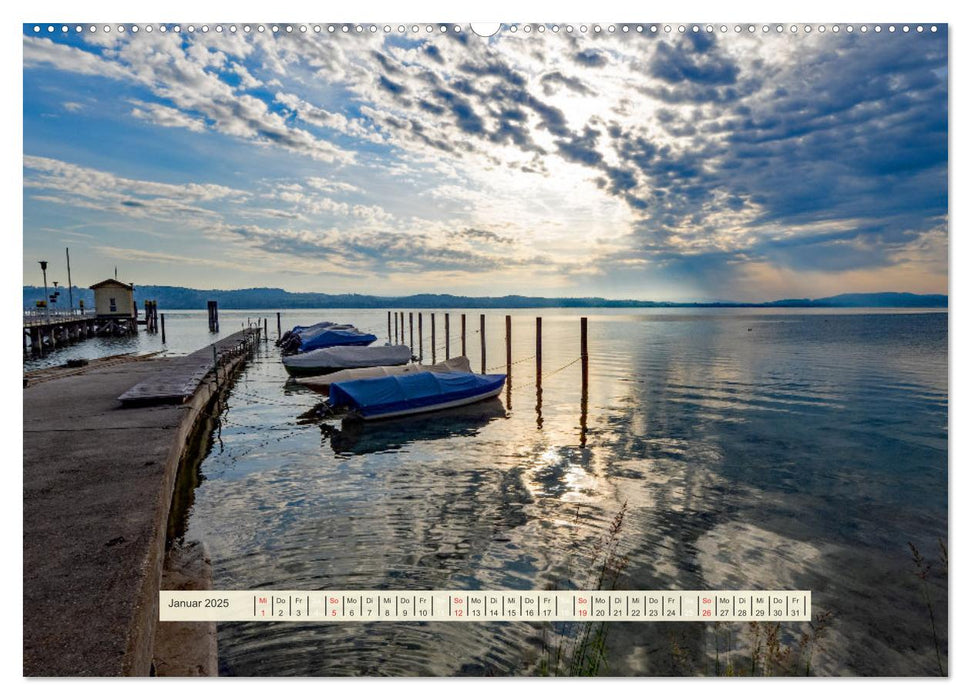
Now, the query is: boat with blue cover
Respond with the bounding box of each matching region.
[281,326,378,355]
[328,371,507,420]
[276,321,342,347]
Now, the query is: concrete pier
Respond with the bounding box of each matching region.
[23,329,259,676]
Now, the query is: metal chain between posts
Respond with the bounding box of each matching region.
[488,354,536,373]
[512,356,582,391]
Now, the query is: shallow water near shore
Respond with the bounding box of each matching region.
[165,308,944,676]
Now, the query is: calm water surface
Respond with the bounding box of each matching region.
[115,308,947,676]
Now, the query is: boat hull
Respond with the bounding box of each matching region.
[354,384,504,421]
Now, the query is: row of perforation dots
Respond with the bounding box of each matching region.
[31,23,939,35]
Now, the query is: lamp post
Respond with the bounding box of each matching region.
[39,260,49,323]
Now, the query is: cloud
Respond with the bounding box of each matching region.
[23,33,356,164]
[23,155,246,223]
[23,26,948,298]
[540,71,595,96]
[130,99,206,132]
[574,49,608,68]
[93,245,258,271]
[450,228,515,245]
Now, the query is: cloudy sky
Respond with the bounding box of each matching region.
[22,22,947,301]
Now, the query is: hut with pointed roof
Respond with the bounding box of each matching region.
[90,278,137,335]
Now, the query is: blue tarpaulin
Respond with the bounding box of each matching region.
[329,371,506,419]
[291,321,336,334]
[298,328,377,352]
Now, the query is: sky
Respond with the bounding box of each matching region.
[22,22,948,302]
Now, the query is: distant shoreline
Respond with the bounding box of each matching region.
[22,287,947,311]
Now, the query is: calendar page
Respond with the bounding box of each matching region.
[21,4,949,681]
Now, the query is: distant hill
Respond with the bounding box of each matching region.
[769,292,948,308]
[22,285,947,310]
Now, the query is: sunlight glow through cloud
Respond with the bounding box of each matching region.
[23,24,947,301]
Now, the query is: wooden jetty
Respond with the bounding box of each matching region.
[23,328,259,676]
[118,331,260,406]
[23,310,99,351]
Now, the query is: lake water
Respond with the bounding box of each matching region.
[33,308,948,676]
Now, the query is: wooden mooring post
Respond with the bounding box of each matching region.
[505,315,512,378]
[207,300,219,332]
[160,313,166,344]
[418,313,424,362]
[505,315,512,408]
[580,317,589,446]
[535,316,542,383]
[461,314,467,357]
[264,317,268,341]
[276,312,282,339]
[431,313,437,364]
[480,314,486,374]
[400,312,405,343]
[445,313,450,359]
[394,311,399,344]
[535,317,543,428]
[387,311,392,344]
[580,317,589,384]
[409,312,414,353]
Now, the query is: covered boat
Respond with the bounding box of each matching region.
[282,327,378,355]
[276,321,339,347]
[296,356,472,393]
[328,371,507,420]
[283,344,412,376]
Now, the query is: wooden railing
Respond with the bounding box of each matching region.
[23,309,97,326]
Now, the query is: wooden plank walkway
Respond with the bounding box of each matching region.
[117,329,260,406]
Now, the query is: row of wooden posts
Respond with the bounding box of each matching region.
[387,310,591,444]
[259,308,592,443]
[386,311,588,386]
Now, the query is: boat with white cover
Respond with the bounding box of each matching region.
[283,343,412,376]
[296,356,472,393]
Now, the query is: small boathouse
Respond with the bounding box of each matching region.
[90,278,137,335]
